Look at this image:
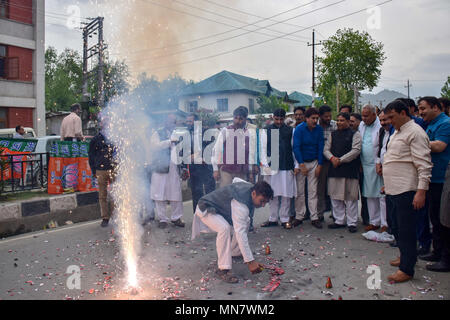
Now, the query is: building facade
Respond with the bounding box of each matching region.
[0,0,45,136]
[178,71,298,118]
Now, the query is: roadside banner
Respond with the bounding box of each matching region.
[48,141,98,194]
[0,138,38,181]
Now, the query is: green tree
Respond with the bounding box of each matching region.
[256,95,289,114]
[316,28,386,110]
[45,47,130,112]
[441,76,450,98]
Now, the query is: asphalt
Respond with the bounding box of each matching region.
[0,201,449,300]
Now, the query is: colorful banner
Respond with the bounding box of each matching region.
[48,141,98,195]
[0,138,38,181]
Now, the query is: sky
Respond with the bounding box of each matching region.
[45,0,450,99]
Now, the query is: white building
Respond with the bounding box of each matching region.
[178,70,298,118]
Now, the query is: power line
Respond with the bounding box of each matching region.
[200,0,309,39]
[109,0,317,57]
[124,0,345,64]
[127,0,393,75]
[170,0,312,41]
[5,2,90,21]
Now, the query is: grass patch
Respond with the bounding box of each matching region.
[0,190,50,203]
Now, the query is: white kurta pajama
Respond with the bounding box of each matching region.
[150,130,183,223]
[359,119,384,227]
[324,130,362,227]
[191,198,254,270]
[260,128,297,224]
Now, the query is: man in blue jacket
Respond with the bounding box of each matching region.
[292,108,324,229]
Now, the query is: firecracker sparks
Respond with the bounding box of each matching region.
[102,95,154,291]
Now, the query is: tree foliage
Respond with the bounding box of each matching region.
[45,47,130,112]
[256,95,290,114]
[441,76,450,98]
[316,28,386,109]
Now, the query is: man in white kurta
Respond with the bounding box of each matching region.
[359,105,384,231]
[150,114,184,229]
[260,109,297,229]
[191,179,272,283]
[324,113,362,233]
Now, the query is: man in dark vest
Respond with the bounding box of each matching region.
[260,108,296,229]
[191,180,273,283]
[185,113,216,213]
[323,113,362,233]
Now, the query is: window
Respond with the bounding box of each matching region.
[0,45,5,79]
[0,108,7,129]
[187,101,198,113]
[0,0,8,19]
[217,99,228,112]
[249,98,255,114]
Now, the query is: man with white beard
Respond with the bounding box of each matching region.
[150,113,186,229]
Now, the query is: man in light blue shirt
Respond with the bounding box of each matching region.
[418,96,450,272]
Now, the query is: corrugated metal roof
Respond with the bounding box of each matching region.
[180,70,273,97]
[289,91,313,106]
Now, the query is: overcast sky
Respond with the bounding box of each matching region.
[45,0,450,99]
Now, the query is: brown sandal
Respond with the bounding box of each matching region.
[216,269,239,283]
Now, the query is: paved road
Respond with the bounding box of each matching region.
[1,201,448,300]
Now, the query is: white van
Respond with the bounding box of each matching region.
[0,127,37,139]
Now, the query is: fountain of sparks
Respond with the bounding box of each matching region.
[102,95,154,294]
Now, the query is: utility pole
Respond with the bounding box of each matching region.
[336,77,340,113]
[81,17,107,108]
[307,29,322,107]
[405,79,412,99]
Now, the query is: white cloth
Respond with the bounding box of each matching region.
[362,231,395,243]
[191,199,254,269]
[150,130,182,202]
[331,199,358,227]
[295,160,319,221]
[359,118,382,160]
[268,196,291,223]
[376,129,390,165]
[367,197,382,226]
[154,200,183,223]
[379,196,388,228]
[264,170,296,198]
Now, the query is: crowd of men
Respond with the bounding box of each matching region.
[88,96,450,283]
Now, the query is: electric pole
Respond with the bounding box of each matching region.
[81,17,107,109]
[405,79,412,99]
[307,29,322,107]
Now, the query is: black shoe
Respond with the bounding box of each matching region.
[318,215,325,222]
[417,246,430,256]
[291,219,303,227]
[158,221,168,229]
[171,219,185,228]
[419,252,441,262]
[328,223,346,229]
[425,261,450,272]
[261,221,278,228]
[389,241,398,248]
[348,226,357,233]
[311,220,322,229]
[101,219,109,228]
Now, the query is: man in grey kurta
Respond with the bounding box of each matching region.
[324,112,362,233]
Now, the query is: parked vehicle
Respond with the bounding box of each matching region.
[0,128,37,139]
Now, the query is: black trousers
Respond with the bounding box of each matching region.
[387,191,418,277]
[429,183,445,257]
[189,165,216,213]
[359,174,369,224]
[385,195,398,241]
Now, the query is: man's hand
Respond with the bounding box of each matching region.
[331,157,340,168]
[247,261,264,274]
[315,165,322,178]
[376,163,383,176]
[294,168,301,176]
[300,164,308,176]
[213,171,220,181]
[413,189,427,210]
